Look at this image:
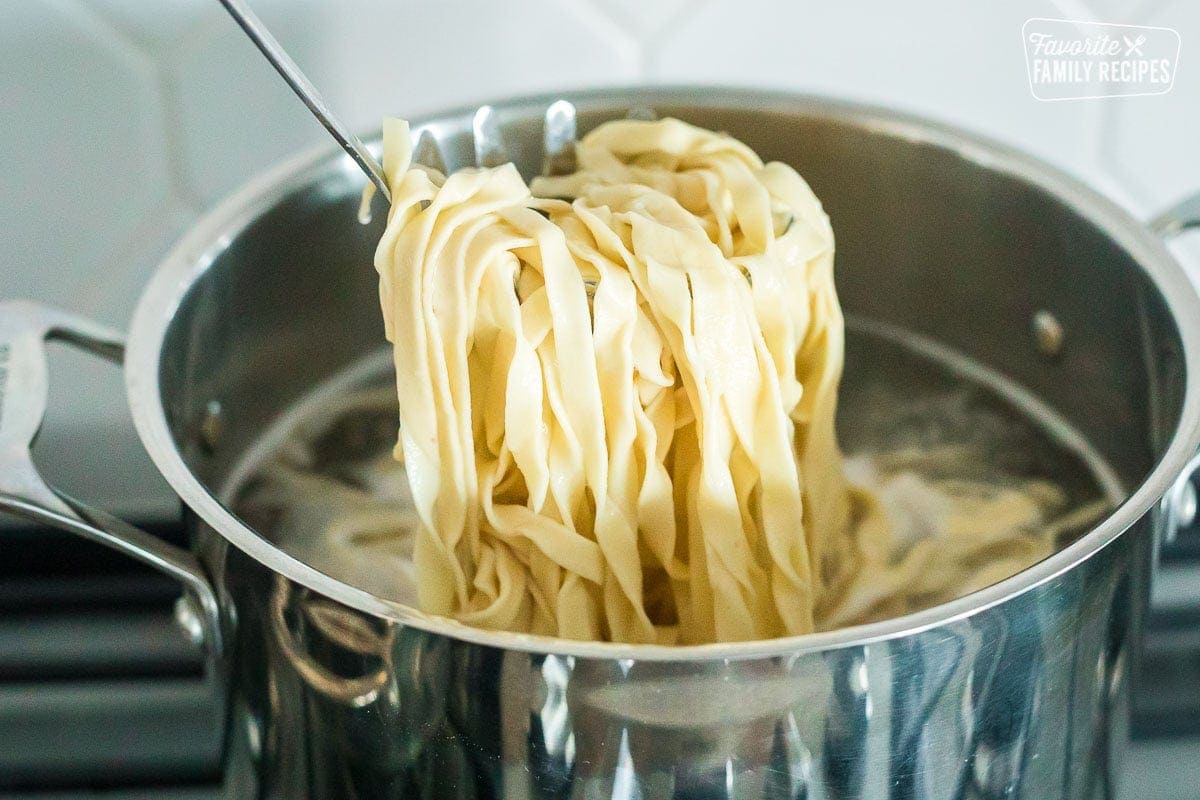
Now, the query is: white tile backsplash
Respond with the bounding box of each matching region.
[168,0,639,205]
[86,0,209,50]
[653,1,1112,184]
[2,0,1197,512]
[592,0,693,42]
[1103,0,1200,207]
[170,4,331,204]
[1,0,173,318]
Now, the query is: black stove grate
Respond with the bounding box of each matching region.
[0,516,222,794]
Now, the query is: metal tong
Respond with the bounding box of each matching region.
[216,0,659,193]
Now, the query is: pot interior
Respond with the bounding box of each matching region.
[151,91,1188,619]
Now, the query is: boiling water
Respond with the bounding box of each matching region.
[225,319,1123,609]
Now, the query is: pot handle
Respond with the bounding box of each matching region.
[0,299,225,663]
[1150,191,1200,238]
[1150,192,1200,541]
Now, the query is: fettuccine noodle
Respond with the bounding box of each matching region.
[371,117,1095,644]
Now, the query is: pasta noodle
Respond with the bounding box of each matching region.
[370,117,1098,644]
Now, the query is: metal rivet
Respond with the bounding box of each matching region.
[1032,311,1064,357]
[199,399,223,453]
[1177,479,1198,531]
[174,594,206,646]
[244,706,263,759]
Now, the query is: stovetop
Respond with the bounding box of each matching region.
[2,512,1198,800]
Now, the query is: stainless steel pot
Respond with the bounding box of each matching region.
[3,88,1200,799]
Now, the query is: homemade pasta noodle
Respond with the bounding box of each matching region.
[371,117,1101,644]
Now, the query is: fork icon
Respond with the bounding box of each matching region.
[1124,34,1146,56]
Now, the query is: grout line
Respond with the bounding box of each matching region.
[75,0,158,53]
[75,0,208,58]
[1093,93,1129,197]
[1075,87,1106,187]
[175,6,233,60]
[578,0,715,81]
[46,0,179,305]
[575,0,641,40]
[81,0,226,60]
[1137,0,1177,22]
[1094,94,1168,208]
[571,0,655,79]
[155,60,207,212]
[64,0,211,211]
[161,2,224,55]
[158,10,242,210]
[640,0,715,81]
[53,0,129,44]
[52,0,156,73]
[1049,0,1100,24]
[75,199,195,322]
[1044,0,1182,214]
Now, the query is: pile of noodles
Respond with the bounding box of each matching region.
[369,117,1094,645]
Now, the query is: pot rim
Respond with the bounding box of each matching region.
[125,86,1200,661]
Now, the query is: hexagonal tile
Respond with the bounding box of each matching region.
[652,0,1106,188]
[170,0,639,206]
[0,0,173,317]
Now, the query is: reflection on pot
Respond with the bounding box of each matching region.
[213,528,1134,799]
